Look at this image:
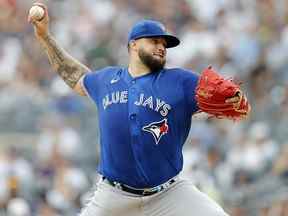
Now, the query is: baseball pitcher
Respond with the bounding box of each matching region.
[28,3,250,216]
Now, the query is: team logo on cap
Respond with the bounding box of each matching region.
[142,118,169,144]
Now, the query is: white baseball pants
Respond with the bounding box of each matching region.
[79,177,229,216]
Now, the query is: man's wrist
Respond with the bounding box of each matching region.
[36,31,50,41]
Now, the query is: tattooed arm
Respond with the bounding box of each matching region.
[28,3,89,96]
[38,34,90,95]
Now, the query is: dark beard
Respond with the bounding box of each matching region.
[138,49,165,72]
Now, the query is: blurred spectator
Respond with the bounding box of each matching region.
[227,122,278,183]
[7,198,31,216]
[273,144,288,180]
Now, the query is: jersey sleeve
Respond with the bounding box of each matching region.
[82,70,102,103]
[182,69,199,115]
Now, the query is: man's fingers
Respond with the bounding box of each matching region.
[28,16,39,26]
[225,96,240,103]
[28,15,39,24]
[225,91,242,103]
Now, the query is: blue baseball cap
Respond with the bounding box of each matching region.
[128,19,180,48]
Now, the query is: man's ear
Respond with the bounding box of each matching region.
[129,40,138,52]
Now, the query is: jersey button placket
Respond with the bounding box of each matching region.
[130,114,136,120]
[128,79,139,136]
[130,87,136,93]
[128,77,151,184]
[130,79,136,94]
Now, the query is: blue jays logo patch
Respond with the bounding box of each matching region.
[142,119,169,144]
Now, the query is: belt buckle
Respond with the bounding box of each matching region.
[114,182,123,190]
[163,179,174,189]
[143,186,161,195]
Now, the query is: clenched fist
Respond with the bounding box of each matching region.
[28,3,50,38]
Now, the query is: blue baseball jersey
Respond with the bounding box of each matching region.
[83,66,199,188]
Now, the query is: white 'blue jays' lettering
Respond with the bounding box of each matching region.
[103,92,171,116]
[103,91,128,110]
[134,93,171,116]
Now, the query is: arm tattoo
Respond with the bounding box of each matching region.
[40,34,91,88]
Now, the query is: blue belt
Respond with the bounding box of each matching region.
[102,176,177,196]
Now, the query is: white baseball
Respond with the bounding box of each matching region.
[29,5,45,21]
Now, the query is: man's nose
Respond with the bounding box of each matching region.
[159,43,166,50]
[157,45,166,54]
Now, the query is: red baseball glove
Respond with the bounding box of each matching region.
[195,66,251,121]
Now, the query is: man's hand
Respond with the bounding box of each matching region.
[28,3,49,39]
[225,91,241,104]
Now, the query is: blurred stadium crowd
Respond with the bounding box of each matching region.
[0,0,288,215]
